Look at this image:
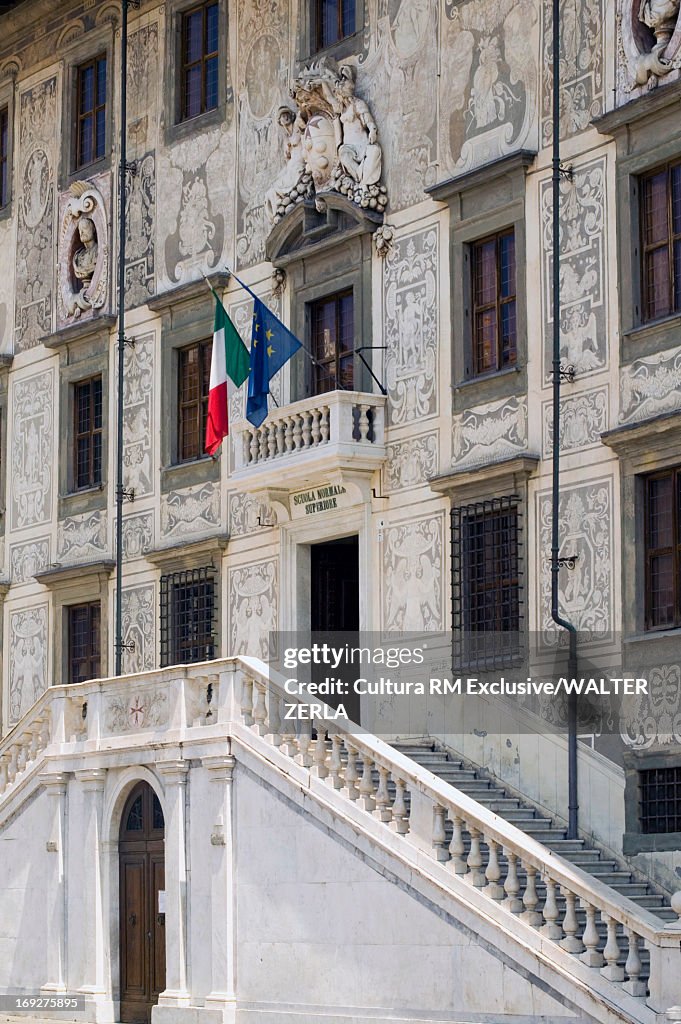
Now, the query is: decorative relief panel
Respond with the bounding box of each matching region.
[541,156,607,380]
[160,482,220,541]
[229,558,277,658]
[57,511,107,563]
[104,685,169,734]
[10,370,54,531]
[620,664,681,749]
[439,0,537,178]
[9,537,50,583]
[229,492,273,535]
[452,396,527,469]
[619,347,681,424]
[383,514,443,631]
[127,22,159,153]
[15,76,57,350]
[0,216,16,356]
[383,225,438,426]
[125,153,156,308]
[384,430,439,492]
[9,604,48,724]
[617,0,681,97]
[541,0,603,143]
[121,584,155,674]
[57,176,110,326]
[122,510,154,559]
[123,331,154,496]
[537,478,614,646]
[542,386,608,455]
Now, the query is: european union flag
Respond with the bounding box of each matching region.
[246,297,302,427]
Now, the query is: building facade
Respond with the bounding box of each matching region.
[1,0,681,1021]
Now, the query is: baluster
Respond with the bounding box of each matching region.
[502,851,523,913]
[391,777,409,834]
[541,876,563,940]
[40,716,51,749]
[267,688,282,746]
[16,743,27,775]
[466,827,485,886]
[276,420,285,455]
[0,754,8,794]
[293,414,303,450]
[358,404,370,441]
[267,423,277,459]
[7,745,18,785]
[249,430,259,464]
[320,406,330,442]
[311,726,328,779]
[448,816,467,874]
[284,417,294,452]
[258,427,268,460]
[601,915,624,982]
[302,411,312,448]
[343,742,360,801]
[240,676,254,726]
[279,716,297,757]
[579,901,604,967]
[243,432,252,466]
[357,753,376,811]
[623,929,646,996]
[560,888,584,953]
[311,408,321,445]
[484,837,504,899]
[295,718,313,767]
[432,805,449,861]
[327,732,343,789]
[374,766,392,823]
[253,683,267,735]
[27,724,40,762]
[520,864,542,926]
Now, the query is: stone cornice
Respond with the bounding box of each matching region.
[42,313,117,351]
[601,409,681,458]
[147,273,231,316]
[425,150,537,204]
[34,559,115,587]
[147,533,229,569]
[429,454,540,500]
[593,84,681,138]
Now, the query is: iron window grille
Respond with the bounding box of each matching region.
[639,766,681,834]
[0,106,8,208]
[644,467,681,630]
[178,339,211,462]
[451,496,523,669]
[640,161,681,323]
[470,229,517,377]
[160,566,216,667]
[310,289,354,395]
[74,376,103,490]
[75,54,107,169]
[68,601,101,684]
[313,0,356,51]
[180,1,219,121]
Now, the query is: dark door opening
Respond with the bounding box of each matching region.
[311,535,360,723]
[119,782,166,1024]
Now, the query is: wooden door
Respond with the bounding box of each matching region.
[311,536,361,723]
[119,783,166,1024]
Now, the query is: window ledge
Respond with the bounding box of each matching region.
[426,150,536,203]
[147,533,229,571]
[164,103,226,146]
[623,830,681,855]
[453,364,522,392]
[429,453,540,499]
[59,485,107,520]
[35,559,115,587]
[623,627,681,644]
[161,456,220,494]
[622,312,681,345]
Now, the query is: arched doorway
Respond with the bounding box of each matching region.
[119,782,166,1024]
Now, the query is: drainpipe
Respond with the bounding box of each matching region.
[550,0,579,839]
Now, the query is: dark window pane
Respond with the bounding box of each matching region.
[499,233,516,298]
[341,0,355,36]
[646,246,671,320]
[643,172,668,246]
[80,65,94,114]
[79,116,93,167]
[184,66,202,119]
[672,165,681,234]
[185,10,203,62]
[322,0,339,46]
[205,57,218,110]
[160,568,216,667]
[206,3,219,52]
[97,57,107,100]
[95,109,106,159]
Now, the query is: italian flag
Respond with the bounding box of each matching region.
[205,290,251,455]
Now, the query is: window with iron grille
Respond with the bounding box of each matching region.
[470,229,517,376]
[75,54,107,169]
[313,0,356,51]
[451,497,522,668]
[643,467,681,630]
[160,567,216,667]
[0,106,9,208]
[73,376,103,490]
[68,601,101,684]
[180,2,219,121]
[178,340,211,462]
[639,766,681,834]
[640,161,681,323]
[310,290,354,395]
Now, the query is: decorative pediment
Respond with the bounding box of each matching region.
[266,194,382,265]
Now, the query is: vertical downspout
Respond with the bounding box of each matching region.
[550,0,579,838]
[114,0,130,677]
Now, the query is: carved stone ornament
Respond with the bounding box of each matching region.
[627,0,681,85]
[264,57,388,226]
[58,180,109,321]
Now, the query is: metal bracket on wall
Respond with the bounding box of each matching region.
[556,554,579,570]
[551,363,575,383]
[356,346,388,396]
[371,487,388,502]
[115,640,136,652]
[116,485,135,503]
[125,160,138,177]
[559,163,574,180]
[123,335,136,348]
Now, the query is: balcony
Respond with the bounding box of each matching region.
[231,390,386,494]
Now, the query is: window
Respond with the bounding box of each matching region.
[180,2,219,121]
[68,601,101,684]
[644,467,681,630]
[313,0,356,51]
[73,376,103,491]
[451,497,522,667]
[160,567,216,666]
[0,107,8,208]
[178,340,211,462]
[639,766,681,834]
[641,161,681,323]
[470,230,516,376]
[75,54,107,169]
[310,290,354,394]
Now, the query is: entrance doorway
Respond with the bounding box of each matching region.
[311,535,360,723]
[119,782,166,1024]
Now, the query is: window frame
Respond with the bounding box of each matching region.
[640,160,681,325]
[67,600,101,685]
[159,565,216,667]
[643,465,681,631]
[177,338,212,464]
[309,288,355,395]
[312,0,356,53]
[73,375,103,492]
[74,53,108,172]
[179,1,219,123]
[470,228,517,378]
[0,105,9,209]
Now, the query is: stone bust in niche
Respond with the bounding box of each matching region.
[58,180,109,324]
[629,0,681,83]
